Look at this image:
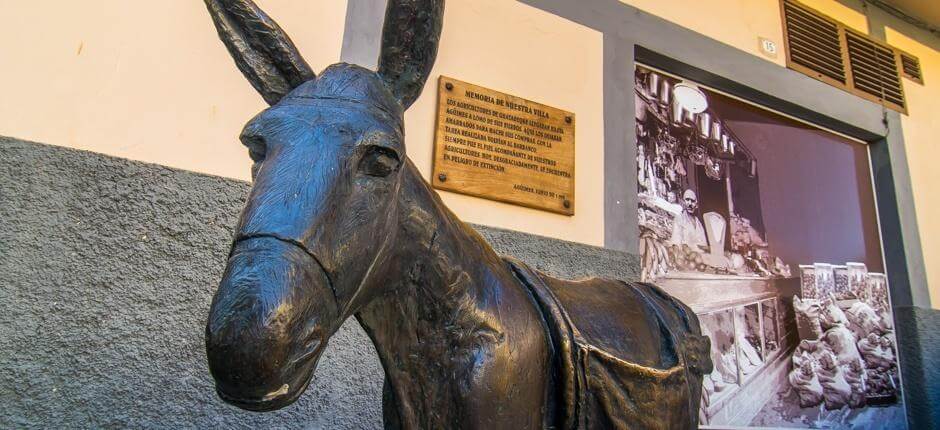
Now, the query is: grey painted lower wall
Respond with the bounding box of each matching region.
[0,137,639,429]
[4,137,937,428]
[894,305,940,430]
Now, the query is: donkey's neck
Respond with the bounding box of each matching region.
[355,161,549,429]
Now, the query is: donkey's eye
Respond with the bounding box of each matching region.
[358,146,401,177]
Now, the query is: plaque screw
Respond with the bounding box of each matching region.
[565,116,573,124]
[445,82,454,91]
[563,199,571,209]
[438,173,448,182]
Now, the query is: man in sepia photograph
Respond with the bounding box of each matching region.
[671,189,708,251]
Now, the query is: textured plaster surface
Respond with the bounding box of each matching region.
[0,137,640,429]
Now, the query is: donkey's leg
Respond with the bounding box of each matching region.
[382,376,402,430]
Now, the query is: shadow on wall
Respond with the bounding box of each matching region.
[0,137,641,428]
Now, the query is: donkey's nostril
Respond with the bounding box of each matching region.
[289,341,324,369]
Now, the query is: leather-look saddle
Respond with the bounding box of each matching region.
[507,258,713,430]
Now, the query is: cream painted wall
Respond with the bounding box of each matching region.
[0,0,605,247]
[406,0,605,246]
[0,0,348,180]
[0,0,935,300]
[620,0,788,65]
[884,28,940,308]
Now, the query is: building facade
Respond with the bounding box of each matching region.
[2,0,938,428]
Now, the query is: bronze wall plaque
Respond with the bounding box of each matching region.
[432,76,575,215]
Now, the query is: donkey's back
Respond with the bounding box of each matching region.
[509,259,713,429]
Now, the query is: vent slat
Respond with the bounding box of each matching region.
[786,24,844,58]
[851,79,881,94]
[853,86,883,100]
[852,75,903,100]
[785,17,840,46]
[849,63,902,93]
[886,96,905,106]
[848,59,901,89]
[789,43,845,70]
[846,36,878,55]
[875,50,895,59]
[785,18,841,45]
[853,75,903,99]
[846,47,877,66]
[847,51,885,74]
[790,52,848,81]
[784,2,839,31]
[850,63,902,95]
[784,10,840,40]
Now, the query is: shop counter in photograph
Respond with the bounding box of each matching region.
[658,273,800,426]
[657,272,800,311]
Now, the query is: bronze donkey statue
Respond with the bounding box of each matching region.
[203,0,712,428]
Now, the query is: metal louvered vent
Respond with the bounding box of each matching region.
[780,0,910,114]
[845,31,906,112]
[782,0,847,85]
[900,52,924,84]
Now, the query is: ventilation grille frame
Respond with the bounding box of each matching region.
[899,50,924,85]
[780,0,910,114]
[844,28,907,113]
[781,0,849,88]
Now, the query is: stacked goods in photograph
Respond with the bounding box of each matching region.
[791,263,900,408]
[635,65,907,429]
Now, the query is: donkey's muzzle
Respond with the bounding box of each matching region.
[206,236,338,411]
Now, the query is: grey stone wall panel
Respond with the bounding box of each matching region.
[0,137,640,429]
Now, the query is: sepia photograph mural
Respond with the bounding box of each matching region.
[634,65,906,429]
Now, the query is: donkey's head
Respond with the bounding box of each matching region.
[203,0,444,411]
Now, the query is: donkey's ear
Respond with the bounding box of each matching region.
[205,0,316,105]
[377,0,445,110]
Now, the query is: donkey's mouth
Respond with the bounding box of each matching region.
[216,372,315,412]
[214,338,326,412]
[213,338,326,412]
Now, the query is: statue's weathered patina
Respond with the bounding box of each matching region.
[203,1,712,428]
